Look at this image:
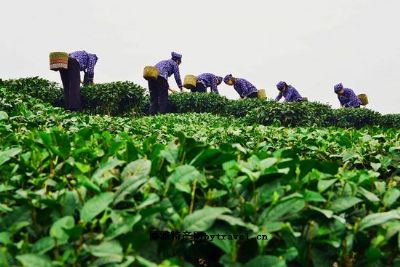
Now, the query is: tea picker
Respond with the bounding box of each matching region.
[223,74,260,99]
[143,52,183,115]
[183,73,223,94]
[49,50,98,112]
[275,81,307,102]
[334,83,366,108]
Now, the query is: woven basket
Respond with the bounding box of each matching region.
[257,89,266,99]
[49,52,69,71]
[358,94,368,105]
[183,75,198,90]
[143,66,159,80]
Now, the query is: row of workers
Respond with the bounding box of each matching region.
[56,50,362,113]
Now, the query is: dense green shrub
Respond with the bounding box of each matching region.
[3,77,63,106]
[168,92,229,114]
[4,77,147,116]
[380,114,400,128]
[2,77,399,128]
[244,101,334,127]
[225,98,267,117]
[81,81,147,116]
[332,108,382,128]
[1,86,400,266]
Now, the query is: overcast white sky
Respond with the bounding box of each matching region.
[1,0,399,114]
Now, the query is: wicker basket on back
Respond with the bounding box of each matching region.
[257,89,267,99]
[143,66,160,81]
[49,52,69,71]
[183,75,198,90]
[358,94,368,106]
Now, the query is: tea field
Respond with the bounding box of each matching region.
[0,79,399,267]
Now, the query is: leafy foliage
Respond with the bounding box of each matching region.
[81,82,147,116]
[0,85,400,266]
[4,77,399,128]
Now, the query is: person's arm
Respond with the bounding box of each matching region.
[235,80,244,98]
[211,76,219,94]
[85,56,97,85]
[173,64,183,91]
[275,92,283,101]
[338,95,346,107]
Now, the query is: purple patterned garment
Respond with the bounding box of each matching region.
[234,78,258,98]
[197,73,220,94]
[69,51,97,77]
[338,88,362,108]
[155,59,182,88]
[275,85,303,102]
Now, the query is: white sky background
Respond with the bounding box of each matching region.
[1,0,399,114]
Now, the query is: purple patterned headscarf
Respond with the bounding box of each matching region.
[334,83,344,93]
[171,52,182,61]
[224,74,233,84]
[216,76,223,84]
[276,81,287,90]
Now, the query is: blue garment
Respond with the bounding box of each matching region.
[69,51,97,81]
[275,85,303,102]
[234,78,258,98]
[197,73,220,94]
[338,88,362,108]
[155,59,182,88]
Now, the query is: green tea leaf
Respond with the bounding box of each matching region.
[244,255,287,267]
[0,111,8,121]
[50,216,75,244]
[183,207,231,231]
[81,192,114,222]
[359,209,400,230]
[88,240,123,263]
[0,148,22,166]
[383,189,400,208]
[303,190,326,203]
[167,165,201,194]
[330,197,362,213]
[16,254,53,267]
[263,197,305,222]
[317,179,337,193]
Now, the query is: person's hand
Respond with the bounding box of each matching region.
[80,80,83,84]
[169,88,177,93]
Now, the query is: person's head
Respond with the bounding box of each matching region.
[89,53,98,65]
[334,83,344,95]
[216,76,223,85]
[224,74,235,86]
[171,52,182,65]
[276,81,287,91]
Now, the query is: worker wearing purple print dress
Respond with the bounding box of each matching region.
[223,74,258,98]
[275,81,304,102]
[149,52,183,115]
[334,83,362,108]
[60,50,98,111]
[193,73,223,94]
